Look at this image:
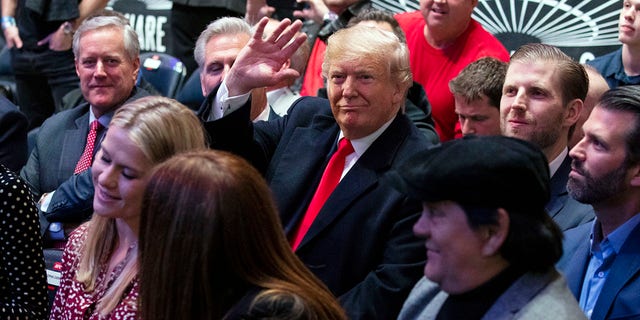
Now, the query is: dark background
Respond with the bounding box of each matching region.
[112,0,622,62]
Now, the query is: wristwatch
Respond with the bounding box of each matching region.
[62,21,75,35]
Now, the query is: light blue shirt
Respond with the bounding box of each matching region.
[579,213,640,318]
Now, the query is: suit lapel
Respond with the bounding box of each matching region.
[591,222,640,320]
[546,155,572,219]
[60,107,90,178]
[270,114,339,233]
[563,234,591,297]
[296,113,409,250]
[296,161,378,249]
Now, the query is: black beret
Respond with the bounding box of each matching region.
[386,135,550,211]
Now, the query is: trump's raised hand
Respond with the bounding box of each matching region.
[226,17,307,97]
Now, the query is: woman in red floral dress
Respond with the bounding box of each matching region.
[49,96,207,319]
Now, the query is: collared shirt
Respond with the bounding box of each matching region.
[266,86,300,116]
[212,80,393,180]
[88,106,114,129]
[549,147,568,178]
[579,213,640,317]
[588,48,640,89]
[338,119,392,180]
[208,81,246,121]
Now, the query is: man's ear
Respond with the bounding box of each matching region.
[628,162,640,187]
[564,98,583,128]
[75,59,80,76]
[481,208,509,256]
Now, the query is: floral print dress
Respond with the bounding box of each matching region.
[50,224,139,319]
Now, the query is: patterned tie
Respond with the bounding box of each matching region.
[291,138,354,250]
[74,120,102,174]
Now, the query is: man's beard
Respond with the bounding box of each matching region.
[568,160,628,204]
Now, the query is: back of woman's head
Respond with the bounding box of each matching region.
[110,96,207,164]
[139,150,346,319]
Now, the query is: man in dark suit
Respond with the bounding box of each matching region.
[20,15,148,233]
[199,19,432,319]
[500,43,594,231]
[0,95,28,172]
[557,85,640,320]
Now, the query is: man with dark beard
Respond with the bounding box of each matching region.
[557,85,640,320]
[500,43,594,231]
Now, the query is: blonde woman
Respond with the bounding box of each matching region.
[50,96,206,319]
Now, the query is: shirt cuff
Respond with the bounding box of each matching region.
[39,191,54,212]
[208,80,251,121]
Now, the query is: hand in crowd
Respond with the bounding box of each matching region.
[36,23,73,51]
[2,24,22,48]
[225,17,307,97]
[245,0,275,25]
[293,0,329,24]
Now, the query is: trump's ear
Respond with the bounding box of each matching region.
[481,208,509,256]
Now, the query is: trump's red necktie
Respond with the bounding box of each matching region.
[291,138,354,250]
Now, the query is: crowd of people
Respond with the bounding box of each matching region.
[1,0,639,319]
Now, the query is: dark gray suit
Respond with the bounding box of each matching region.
[547,154,594,230]
[20,87,149,224]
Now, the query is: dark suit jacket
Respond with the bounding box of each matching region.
[0,96,28,172]
[20,87,149,223]
[557,220,640,320]
[547,154,595,231]
[200,92,432,319]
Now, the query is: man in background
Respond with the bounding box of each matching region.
[1,0,108,129]
[500,43,594,231]
[21,15,148,237]
[569,65,610,148]
[395,0,509,141]
[587,0,640,88]
[449,57,506,136]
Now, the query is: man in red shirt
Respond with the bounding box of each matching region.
[395,0,509,141]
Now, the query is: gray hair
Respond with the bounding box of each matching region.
[194,17,251,68]
[73,15,140,63]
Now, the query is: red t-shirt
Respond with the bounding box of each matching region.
[301,38,327,97]
[395,11,510,141]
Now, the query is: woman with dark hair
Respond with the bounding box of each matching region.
[139,150,346,320]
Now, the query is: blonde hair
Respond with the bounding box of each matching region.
[75,96,207,316]
[322,24,412,93]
